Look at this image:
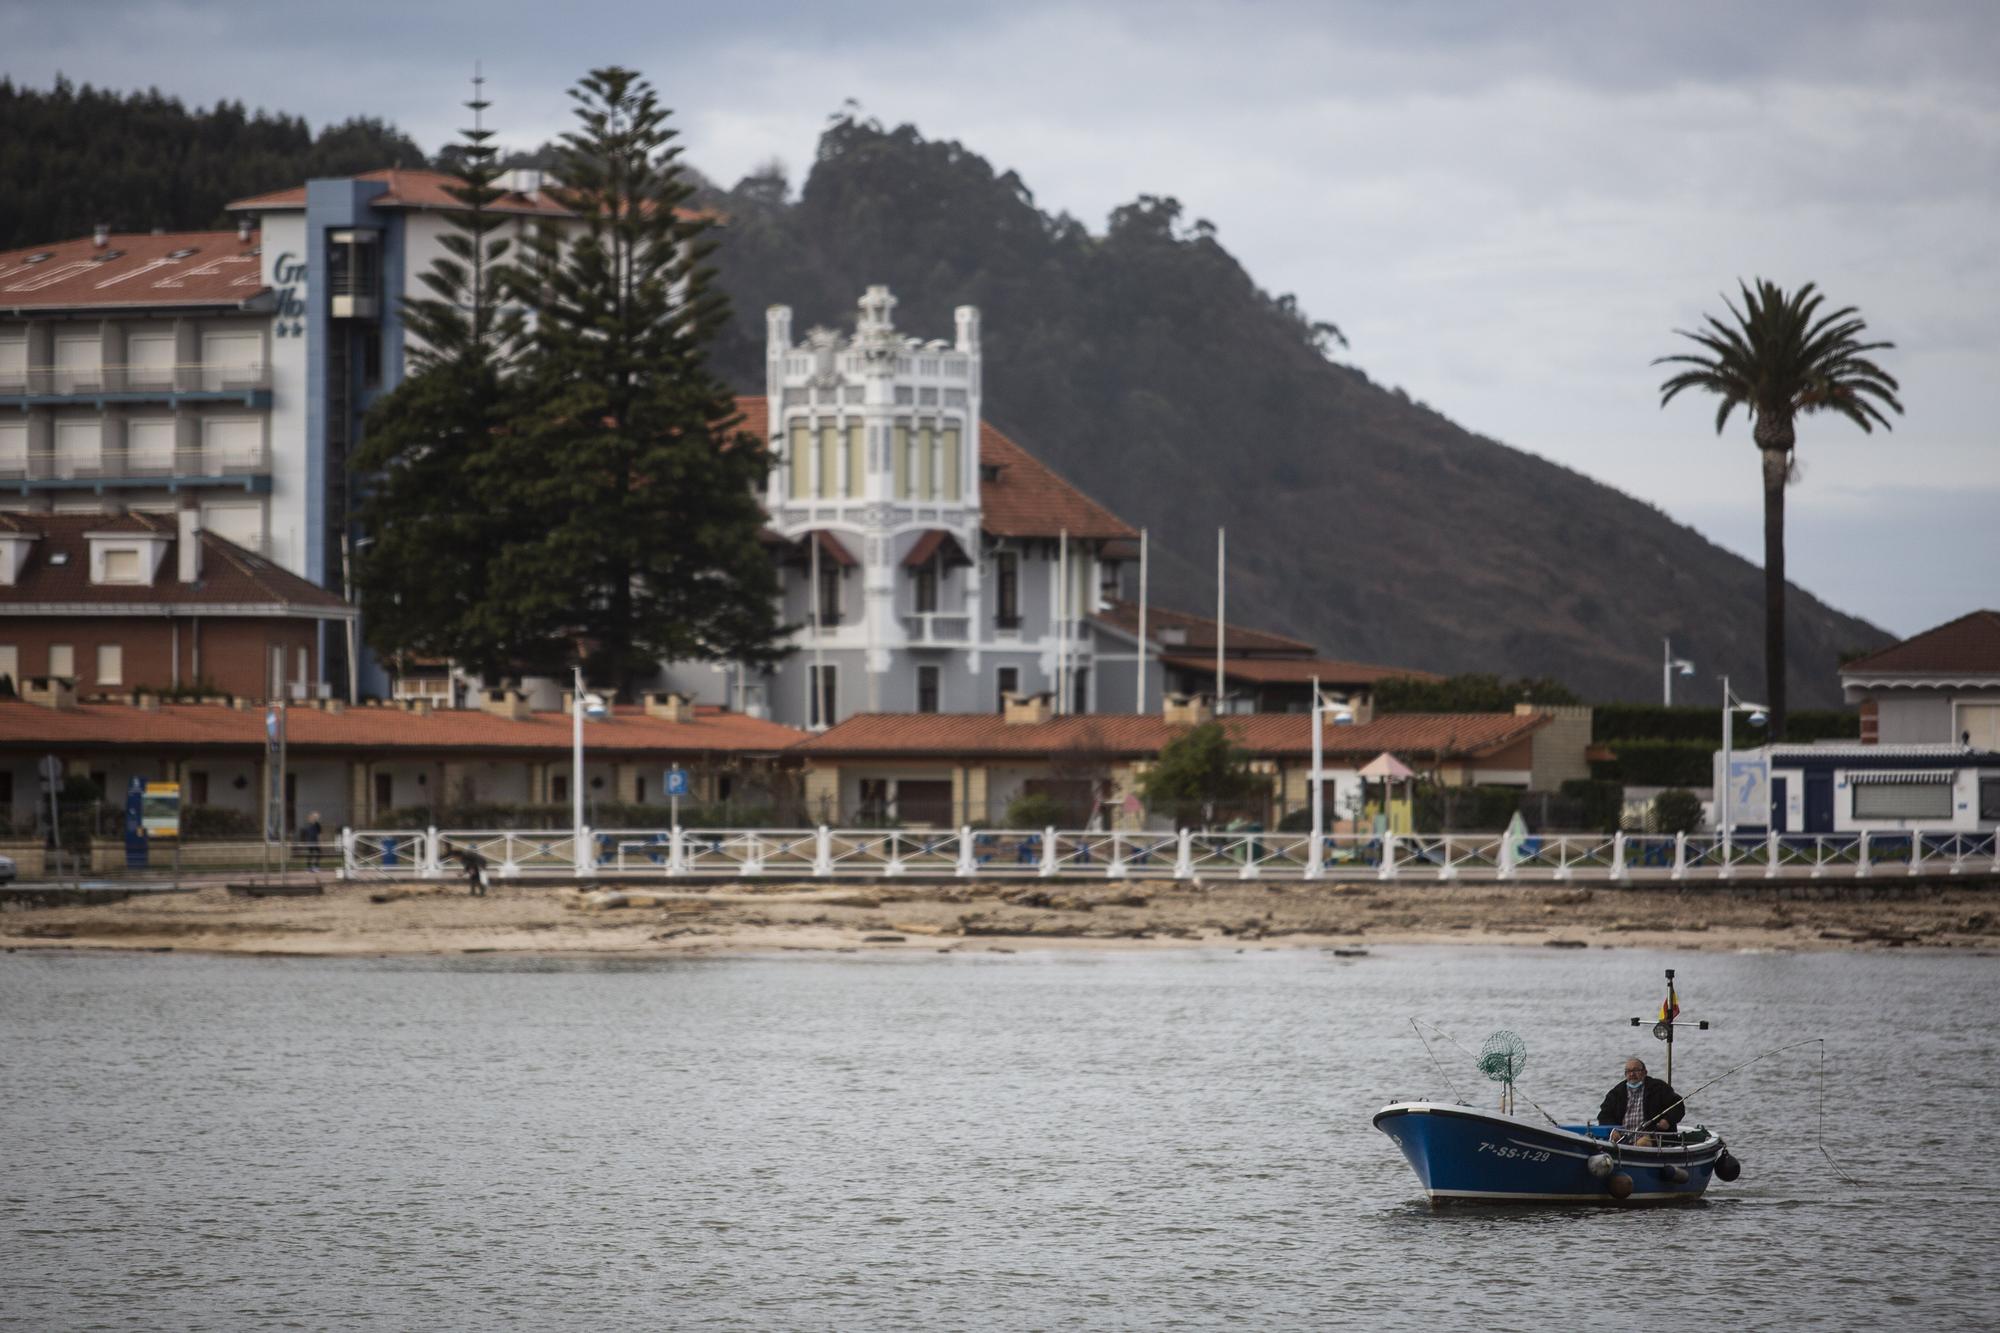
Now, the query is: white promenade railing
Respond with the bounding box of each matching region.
[339,827,2000,884]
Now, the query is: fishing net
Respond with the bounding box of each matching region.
[1478,1030,1528,1084]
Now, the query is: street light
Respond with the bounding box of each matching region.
[1718,674,1769,854]
[572,666,609,874]
[1663,637,1695,706]
[1309,680,1357,877]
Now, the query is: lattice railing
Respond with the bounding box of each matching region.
[339,826,2000,882]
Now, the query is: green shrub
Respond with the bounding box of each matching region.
[1651,788,1707,835]
[1592,739,1715,787]
[1559,778,1626,833]
[1004,792,1069,829]
[181,806,260,841]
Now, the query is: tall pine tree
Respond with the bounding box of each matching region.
[495,67,782,694]
[352,75,523,681]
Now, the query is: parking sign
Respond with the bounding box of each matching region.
[665,768,690,797]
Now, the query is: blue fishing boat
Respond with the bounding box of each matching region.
[1376,969,1744,1205]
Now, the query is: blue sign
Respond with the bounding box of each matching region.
[123,776,148,868]
[665,768,690,797]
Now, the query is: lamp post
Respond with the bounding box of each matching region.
[572,666,608,873]
[1718,674,1768,857]
[1663,638,1695,706]
[1308,677,1355,875]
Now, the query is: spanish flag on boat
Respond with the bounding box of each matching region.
[1659,986,1680,1023]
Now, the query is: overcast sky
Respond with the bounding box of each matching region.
[8,0,1996,638]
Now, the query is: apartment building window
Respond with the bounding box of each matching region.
[97,644,123,687]
[994,552,1020,628]
[552,774,569,803]
[1852,779,1952,820]
[918,665,940,714]
[1982,777,2000,822]
[810,664,839,729]
[913,560,939,613]
[996,666,1019,713]
[816,560,842,627]
[48,643,74,680]
[102,550,141,583]
[1073,666,1090,716]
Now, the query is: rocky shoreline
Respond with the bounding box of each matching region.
[3,875,1996,957]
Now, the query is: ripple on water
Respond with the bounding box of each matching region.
[1,947,1997,1328]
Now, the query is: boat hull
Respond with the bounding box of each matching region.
[1374,1102,1723,1205]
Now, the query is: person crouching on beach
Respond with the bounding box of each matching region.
[451,845,489,896]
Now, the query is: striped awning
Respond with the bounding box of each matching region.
[1847,771,1956,785]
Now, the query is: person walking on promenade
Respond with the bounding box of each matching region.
[300,812,323,873]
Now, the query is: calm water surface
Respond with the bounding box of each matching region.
[3,946,1996,1330]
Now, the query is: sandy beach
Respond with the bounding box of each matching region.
[3,874,1996,957]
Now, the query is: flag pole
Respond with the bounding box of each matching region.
[1214,527,1225,707]
[1136,527,1149,715]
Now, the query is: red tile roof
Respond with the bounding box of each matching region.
[903,530,972,567]
[0,700,805,756]
[733,397,1136,542]
[793,710,1546,761]
[976,422,1136,541]
[226,168,578,219]
[1159,654,1441,687]
[1096,599,1314,655]
[1840,610,2000,676]
[0,513,348,614]
[0,231,263,312]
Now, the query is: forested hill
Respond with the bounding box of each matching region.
[705,119,1890,705]
[0,79,425,250]
[0,83,1889,705]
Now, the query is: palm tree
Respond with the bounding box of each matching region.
[1655,280,1901,740]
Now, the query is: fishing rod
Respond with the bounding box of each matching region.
[1648,1035,1860,1186]
[1409,1017,1565,1131]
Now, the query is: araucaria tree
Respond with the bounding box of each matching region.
[353,77,521,682]
[357,68,784,695]
[1654,280,1901,740]
[498,67,782,693]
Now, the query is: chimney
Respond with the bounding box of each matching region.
[22,676,78,711]
[766,304,793,353]
[93,224,110,249]
[1002,691,1054,726]
[644,691,695,724]
[1162,692,1214,728]
[480,688,532,722]
[177,507,202,583]
[237,216,254,243]
[955,305,980,354]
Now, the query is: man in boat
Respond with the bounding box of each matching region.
[1600,1057,1683,1142]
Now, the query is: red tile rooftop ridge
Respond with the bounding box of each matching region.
[1840,610,2000,676]
[0,231,263,311]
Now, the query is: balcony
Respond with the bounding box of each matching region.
[0,361,273,409]
[902,612,972,646]
[0,442,273,495]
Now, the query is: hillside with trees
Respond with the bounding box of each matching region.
[0,78,424,249]
[702,117,1890,706]
[0,86,1891,704]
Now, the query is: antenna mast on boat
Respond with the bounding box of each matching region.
[1630,967,1708,1084]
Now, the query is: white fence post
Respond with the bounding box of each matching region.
[1378,832,1397,882]
[1106,833,1125,879]
[424,826,443,879]
[670,825,686,876]
[1909,831,1925,878]
[1040,826,1057,878]
[1175,828,1194,880]
[577,825,595,878]
[957,826,977,878]
[1855,830,1870,878]
[1611,831,1627,882]
[1672,832,1687,881]
[814,825,833,877]
[1305,829,1323,881]
[1497,831,1515,881]
[1765,830,1780,880]
[339,828,355,879]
